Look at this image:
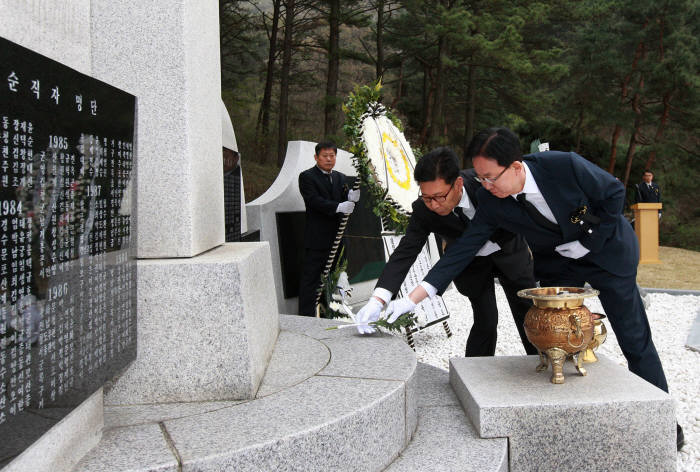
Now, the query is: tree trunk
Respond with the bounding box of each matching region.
[428,33,447,146]
[607,26,647,173]
[646,18,669,171]
[645,90,672,170]
[422,62,429,126]
[390,59,403,108]
[622,110,641,188]
[418,66,434,147]
[607,125,622,174]
[277,0,295,167]
[622,77,645,188]
[575,105,584,153]
[463,63,476,167]
[257,0,281,162]
[324,0,340,138]
[376,0,384,80]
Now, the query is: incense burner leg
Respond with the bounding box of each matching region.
[547,347,567,384]
[536,349,549,372]
[574,352,588,376]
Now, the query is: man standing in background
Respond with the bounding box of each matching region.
[635,170,661,204]
[635,169,662,218]
[298,142,359,316]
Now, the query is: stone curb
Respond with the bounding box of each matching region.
[640,287,700,296]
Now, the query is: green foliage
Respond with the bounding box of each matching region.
[323,311,417,333]
[319,248,350,319]
[342,80,410,233]
[370,312,417,333]
[222,0,699,250]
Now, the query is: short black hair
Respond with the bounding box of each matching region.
[315,141,337,155]
[643,169,654,175]
[465,127,522,166]
[414,147,460,184]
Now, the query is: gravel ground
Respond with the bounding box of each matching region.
[403,285,699,472]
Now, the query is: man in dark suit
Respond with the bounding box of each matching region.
[634,169,662,219]
[356,147,537,356]
[298,141,359,316]
[634,170,661,204]
[383,127,683,450]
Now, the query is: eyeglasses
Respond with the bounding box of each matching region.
[474,165,509,184]
[419,181,455,204]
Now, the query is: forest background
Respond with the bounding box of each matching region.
[220,0,699,250]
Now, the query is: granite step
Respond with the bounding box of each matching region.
[385,363,508,472]
[72,315,418,472]
[450,355,676,471]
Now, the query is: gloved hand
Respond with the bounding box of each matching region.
[356,297,383,334]
[384,297,416,324]
[347,189,361,202]
[555,240,590,259]
[336,201,355,214]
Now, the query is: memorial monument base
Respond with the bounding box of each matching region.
[105,243,279,405]
[450,355,676,472]
[2,389,103,472]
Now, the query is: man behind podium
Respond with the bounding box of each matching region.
[377,127,683,450]
[634,169,662,219]
[634,170,661,204]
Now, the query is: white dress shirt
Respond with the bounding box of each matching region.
[512,162,558,224]
[374,185,503,304]
[456,188,501,257]
[416,186,501,300]
[515,162,590,259]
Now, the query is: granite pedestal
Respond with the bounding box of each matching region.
[450,355,676,472]
[2,389,103,472]
[105,243,279,404]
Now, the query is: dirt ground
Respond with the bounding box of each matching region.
[636,246,700,290]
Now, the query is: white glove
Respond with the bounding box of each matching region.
[476,240,501,257]
[384,297,416,324]
[356,298,383,334]
[336,201,355,214]
[347,189,361,202]
[555,240,590,259]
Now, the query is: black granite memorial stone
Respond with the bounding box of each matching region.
[0,37,137,466]
[223,148,242,242]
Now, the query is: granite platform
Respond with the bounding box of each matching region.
[73,316,511,472]
[386,363,507,472]
[450,355,676,472]
[74,315,418,471]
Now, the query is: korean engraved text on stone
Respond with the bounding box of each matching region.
[0,36,136,465]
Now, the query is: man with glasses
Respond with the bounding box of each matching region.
[355,146,538,357]
[381,127,684,450]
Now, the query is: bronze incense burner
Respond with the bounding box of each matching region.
[518,287,600,384]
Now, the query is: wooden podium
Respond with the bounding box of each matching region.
[631,203,662,264]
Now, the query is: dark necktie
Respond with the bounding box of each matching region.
[454,208,469,226]
[516,193,561,234]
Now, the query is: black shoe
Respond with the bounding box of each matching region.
[677,423,685,451]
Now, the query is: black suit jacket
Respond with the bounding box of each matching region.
[424,151,639,292]
[634,182,661,204]
[299,166,349,250]
[376,169,526,295]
